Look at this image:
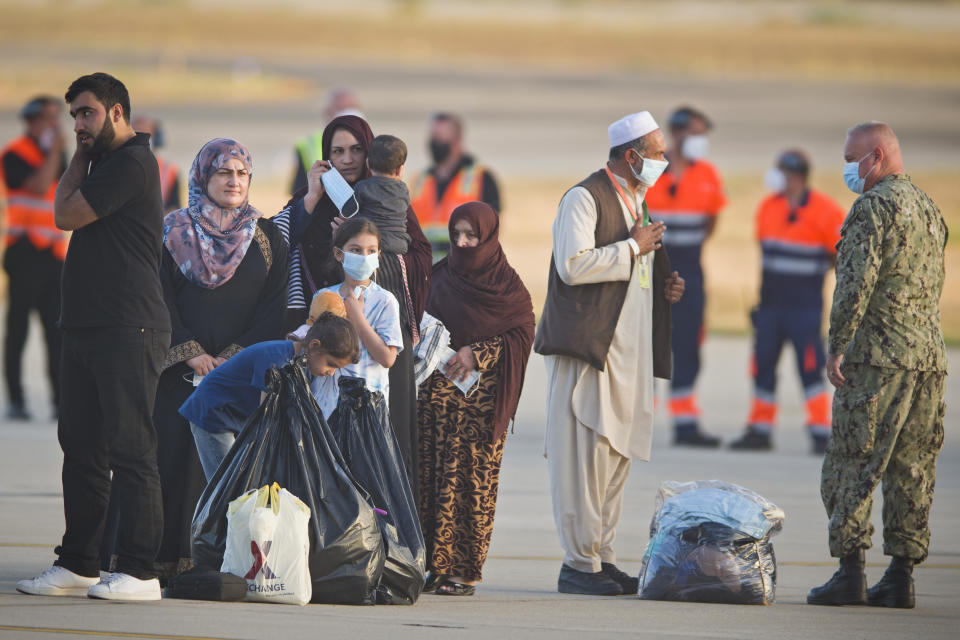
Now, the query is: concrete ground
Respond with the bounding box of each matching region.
[0,322,957,639]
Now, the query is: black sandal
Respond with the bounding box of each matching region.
[435,579,475,596]
[423,572,445,594]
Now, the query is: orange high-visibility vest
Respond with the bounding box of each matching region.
[410,163,486,231]
[0,136,67,261]
[156,155,179,209]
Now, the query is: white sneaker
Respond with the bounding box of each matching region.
[87,572,161,601]
[17,566,100,596]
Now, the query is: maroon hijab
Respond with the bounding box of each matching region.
[426,202,535,440]
[297,115,374,289]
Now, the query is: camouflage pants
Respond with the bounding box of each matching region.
[820,362,945,562]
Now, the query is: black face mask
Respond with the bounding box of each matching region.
[429,140,452,165]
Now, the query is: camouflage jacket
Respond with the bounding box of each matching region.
[828,174,948,371]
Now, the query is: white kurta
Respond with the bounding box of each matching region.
[545,174,655,461]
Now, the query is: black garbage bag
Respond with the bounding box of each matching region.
[639,480,783,605]
[328,377,426,605]
[190,359,385,605]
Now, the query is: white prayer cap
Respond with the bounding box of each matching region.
[608,111,660,147]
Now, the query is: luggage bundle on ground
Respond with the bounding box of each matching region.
[329,376,427,605]
[638,480,784,605]
[191,360,385,605]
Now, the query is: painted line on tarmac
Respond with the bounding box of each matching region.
[485,554,960,569]
[0,627,227,640]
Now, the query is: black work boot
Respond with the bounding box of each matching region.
[558,564,622,596]
[673,423,721,448]
[867,556,915,609]
[729,426,772,451]
[807,550,867,606]
[601,562,639,594]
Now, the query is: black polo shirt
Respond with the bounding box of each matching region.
[60,132,170,331]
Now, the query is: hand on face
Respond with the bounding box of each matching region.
[306,160,331,200]
[70,91,117,159]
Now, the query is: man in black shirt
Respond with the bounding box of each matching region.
[16,73,170,601]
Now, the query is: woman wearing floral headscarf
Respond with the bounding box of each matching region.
[417,202,535,596]
[150,138,288,580]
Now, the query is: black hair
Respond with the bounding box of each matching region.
[333,217,381,249]
[668,105,712,133]
[777,149,810,179]
[20,96,59,121]
[608,136,648,162]
[303,312,360,364]
[431,112,464,137]
[64,73,131,122]
[368,134,407,174]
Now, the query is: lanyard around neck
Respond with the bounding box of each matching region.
[604,166,648,225]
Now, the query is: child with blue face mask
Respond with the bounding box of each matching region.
[311,218,403,418]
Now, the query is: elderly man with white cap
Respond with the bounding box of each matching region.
[534,112,685,595]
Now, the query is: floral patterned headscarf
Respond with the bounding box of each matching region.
[163,138,262,288]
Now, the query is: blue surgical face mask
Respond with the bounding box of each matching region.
[630,151,669,187]
[843,151,876,195]
[341,250,379,280]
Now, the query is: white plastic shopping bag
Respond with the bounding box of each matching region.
[221,483,312,605]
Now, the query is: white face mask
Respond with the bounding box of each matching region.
[764,167,787,193]
[630,152,669,187]
[843,151,876,195]
[682,134,709,160]
[341,251,379,281]
[321,166,359,216]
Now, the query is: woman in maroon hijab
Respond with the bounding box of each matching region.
[276,114,433,498]
[418,202,535,596]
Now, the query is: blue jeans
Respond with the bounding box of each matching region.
[190,423,235,481]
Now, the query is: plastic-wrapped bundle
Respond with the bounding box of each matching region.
[329,377,426,605]
[638,480,784,605]
[191,359,385,605]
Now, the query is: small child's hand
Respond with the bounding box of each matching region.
[342,289,365,322]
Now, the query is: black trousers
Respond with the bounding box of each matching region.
[55,326,169,579]
[389,324,419,506]
[3,239,62,409]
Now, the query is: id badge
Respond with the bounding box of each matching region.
[638,256,651,289]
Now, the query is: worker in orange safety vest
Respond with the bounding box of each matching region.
[0,96,68,419]
[132,116,180,213]
[730,149,846,454]
[410,112,500,261]
[645,106,726,447]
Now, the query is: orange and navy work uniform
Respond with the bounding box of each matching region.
[0,135,67,261]
[156,155,180,212]
[746,188,846,436]
[410,157,499,261]
[644,159,726,432]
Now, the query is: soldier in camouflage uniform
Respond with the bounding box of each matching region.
[808,122,947,609]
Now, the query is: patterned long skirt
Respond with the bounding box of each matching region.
[417,338,505,581]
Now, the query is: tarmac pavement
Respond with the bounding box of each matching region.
[0,322,957,639]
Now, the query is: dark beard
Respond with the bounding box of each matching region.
[87,116,116,157]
